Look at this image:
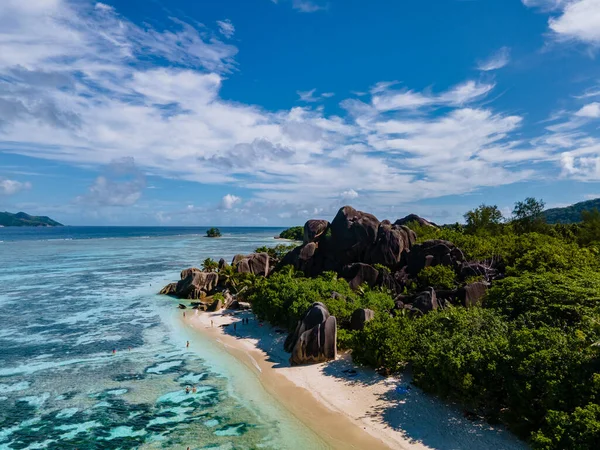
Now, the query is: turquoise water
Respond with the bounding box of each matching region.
[0,228,327,449]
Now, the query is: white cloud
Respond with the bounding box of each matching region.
[0,0,582,221]
[297,88,334,102]
[216,19,235,38]
[77,157,146,207]
[371,80,495,112]
[341,189,359,200]
[292,0,327,12]
[524,0,600,45]
[0,178,31,195]
[575,102,600,118]
[477,47,511,71]
[220,194,241,209]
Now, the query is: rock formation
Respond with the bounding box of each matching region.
[285,302,337,366]
[303,219,329,244]
[231,252,270,276]
[394,214,438,228]
[159,268,218,299]
[351,308,375,331]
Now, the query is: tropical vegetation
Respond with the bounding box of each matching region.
[215,198,600,449]
[206,227,222,238]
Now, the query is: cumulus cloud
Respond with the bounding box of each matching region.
[0,178,31,195]
[477,47,511,71]
[575,102,600,118]
[0,0,586,221]
[220,194,241,209]
[216,19,235,38]
[524,0,600,45]
[77,157,146,206]
[341,189,359,200]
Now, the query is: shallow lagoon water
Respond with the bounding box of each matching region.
[0,227,326,449]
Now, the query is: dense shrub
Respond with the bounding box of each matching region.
[485,270,600,329]
[246,268,393,330]
[278,226,303,240]
[417,265,456,289]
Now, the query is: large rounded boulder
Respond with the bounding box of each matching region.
[304,219,329,244]
[365,221,416,267]
[232,252,270,276]
[159,268,219,299]
[329,206,380,267]
[406,240,465,276]
[285,302,337,366]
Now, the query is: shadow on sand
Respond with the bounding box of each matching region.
[213,309,527,450]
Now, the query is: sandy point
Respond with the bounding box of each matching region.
[183,309,527,450]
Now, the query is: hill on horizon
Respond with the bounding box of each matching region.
[0,211,63,227]
[543,198,600,224]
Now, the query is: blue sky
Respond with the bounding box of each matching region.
[0,0,599,226]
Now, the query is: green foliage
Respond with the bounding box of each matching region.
[464,204,504,235]
[254,243,298,260]
[206,227,222,237]
[213,292,225,302]
[512,197,547,234]
[485,270,600,329]
[351,314,414,373]
[278,226,303,240]
[201,257,218,272]
[417,265,456,290]
[543,197,600,224]
[531,404,600,450]
[245,267,394,330]
[410,308,509,412]
[373,263,391,274]
[578,208,600,247]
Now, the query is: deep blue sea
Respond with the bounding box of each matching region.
[0,227,327,449]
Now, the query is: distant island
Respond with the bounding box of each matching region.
[206,227,222,238]
[0,211,63,227]
[543,198,600,224]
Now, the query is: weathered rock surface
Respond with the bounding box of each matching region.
[232,252,270,276]
[406,240,465,276]
[351,308,375,331]
[208,298,223,312]
[411,287,440,314]
[304,219,329,244]
[278,206,417,281]
[159,268,218,299]
[365,221,416,266]
[342,263,379,290]
[285,302,337,366]
[460,282,488,307]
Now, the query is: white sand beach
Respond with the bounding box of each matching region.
[184,309,528,450]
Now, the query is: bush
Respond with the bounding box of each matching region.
[278,226,303,240]
[531,403,600,450]
[485,270,600,329]
[206,227,221,237]
[410,308,509,413]
[254,243,298,260]
[417,265,456,290]
[202,257,218,272]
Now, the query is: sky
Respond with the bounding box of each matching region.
[0,0,600,226]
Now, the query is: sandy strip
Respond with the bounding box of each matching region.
[184,309,527,450]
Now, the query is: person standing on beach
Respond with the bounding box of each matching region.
[186,340,190,348]
[211,320,213,327]
[183,311,186,318]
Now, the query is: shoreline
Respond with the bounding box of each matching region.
[182,309,527,450]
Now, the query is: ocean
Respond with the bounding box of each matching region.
[0,227,327,449]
